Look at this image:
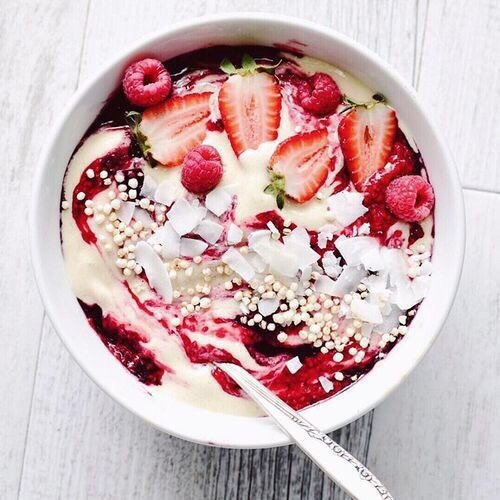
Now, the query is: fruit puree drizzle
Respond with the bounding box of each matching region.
[62,45,433,412]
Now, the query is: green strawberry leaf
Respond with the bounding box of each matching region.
[258,59,283,74]
[241,53,257,74]
[220,58,237,75]
[372,92,386,102]
[125,111,156,167]
[276,192,285,210]
[264,184,275,195]
[219,54,282,76]
[264,172,286,209]
[340,93,389,114]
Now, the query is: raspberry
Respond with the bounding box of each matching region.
[296,73,342,116]
[122,58,172,107]
[385,175,435,222]
[181,145,223,194]
[363,140,416,205]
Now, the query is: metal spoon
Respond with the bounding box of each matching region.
[215,362,393,500]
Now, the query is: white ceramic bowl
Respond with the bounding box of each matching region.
[30,13,464,448]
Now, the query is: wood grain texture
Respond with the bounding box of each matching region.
[18,3,385,499]
[2,0,498,499]
[368,190,500,499]
[0,0,90,497]
[18,321,373,499]
[416,0,500,191]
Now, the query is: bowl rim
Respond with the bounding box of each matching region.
[30,12,465,448]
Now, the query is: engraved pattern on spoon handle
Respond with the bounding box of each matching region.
[216,363,394,500]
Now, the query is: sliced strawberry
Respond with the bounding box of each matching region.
[140,92,211,167]
[338,103,398,190]
[268,129,330,204]
[218,72,281,156]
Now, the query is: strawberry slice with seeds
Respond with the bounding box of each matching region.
[140,92,211,167]
[218,72,281,156]
[363,138,417,205]
[338,103,397,190]
[267,129,330,205]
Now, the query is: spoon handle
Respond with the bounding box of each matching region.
[216,363,393,500]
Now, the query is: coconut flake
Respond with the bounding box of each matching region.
[318,375,334,393]
[285,356,302,374]
[205,187,232,216]
[362,323,375,338]
[267,221,280,235]
[154,180,176,206]
[246,252,267,273]
[194,219,224,244]
[140,175,158,198]
[258,298,280,317]
[335,236,383,271]
[250,226,318,277]
[148,222,180,259]
[361,247,384,272]
[135,241,172,303]
[390,275,429,310]
[227,223,243,245]
[363,272,388,292]
[327,191,368,227]
[350,296,383,324]
[285,226,310,246]
[222,248,255,282]
[381,248,409,289]
[284,240,319,269]
[168,198,203,235]
[411,275,431,299]
[148,222,177,245]
[318,230,333,249]
[116,201,136,225]
[133,207,153,226]
[419,260,432,276]
[180,237,208,257]
[315,266,366,297]
[300,266,312,284]
[253,238,300,278]
[190,198,207,219]
[248,229,271,249]
[390,284,415,310]
[322,251,342,279]
[374,305,402,334]
[313,275,338,295]
[358,222,371,235]
[283,227,320,269]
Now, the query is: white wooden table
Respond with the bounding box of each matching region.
[2,1,498,498]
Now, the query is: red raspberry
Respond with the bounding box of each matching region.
[181,145,223,194]
[364,140,416,205]
[385,175,435,222]
[296,73,342,116]
[122,58,172,107]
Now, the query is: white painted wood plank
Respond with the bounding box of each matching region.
[327,0,424,84]
[19,1,431,498]
[416,0,500,191]
[19,321,373,499]
[368,189,500,499]
[0,1,89,498]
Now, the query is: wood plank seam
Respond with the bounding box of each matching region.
[15,1,92,497]
[14,312,46,500]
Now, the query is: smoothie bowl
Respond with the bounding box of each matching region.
[30,14,464,448]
